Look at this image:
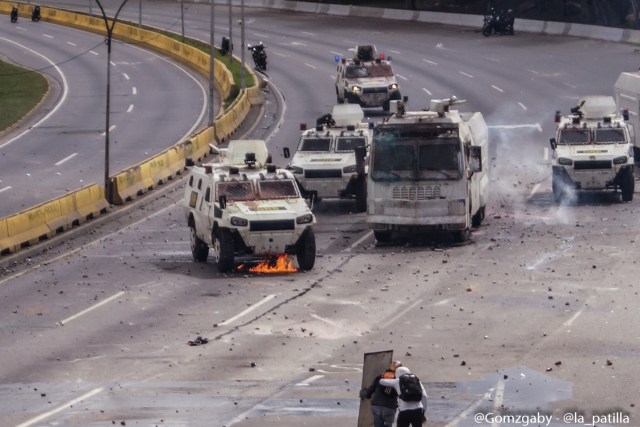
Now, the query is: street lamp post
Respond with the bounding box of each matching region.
[240,0,245,90]
[94,0,129,204]
[208,0,215,125]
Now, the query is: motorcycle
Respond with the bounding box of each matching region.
[31,5,41,22]
[482,8,514,36]
[10,6,18,23]
[248,42,267,71]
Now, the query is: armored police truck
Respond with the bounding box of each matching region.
[183,140,316,272]
[284,104,370,212]
[367,97,489,243]
[550,96,635,203]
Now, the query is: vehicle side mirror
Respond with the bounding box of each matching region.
[283,147,290,159]
[469,146,482,173]
[218,195,227,209]
[549,138,557,150]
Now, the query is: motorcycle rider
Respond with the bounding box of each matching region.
[11,5,18,23]
[247,41,267,71]
[31,5,41,22]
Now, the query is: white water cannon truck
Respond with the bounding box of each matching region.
[367,96,489,243]
[549,95,635,203]
[182,140,317,273]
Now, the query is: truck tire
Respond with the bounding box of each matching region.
[471,206,485,228]
[190,226,209,262]
[336,87,344,104]
[453,229,470,243]
[296,228,316,270]
[374,230,391,243]
[355,177,367,213]
[552,175,564,203]
[214,229,235,273]
[382,100,390,112]
[621,168,635,202]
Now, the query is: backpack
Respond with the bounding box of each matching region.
[399,374,423,402]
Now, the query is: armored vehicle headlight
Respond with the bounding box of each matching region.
[342,165,356,173]
[558,157,573,166]
[296,213,314,224]
[388,83,398,91]
[613,155,628,165]
[230,216,248,226]
[352,85,362,93]
[287,166,304,174]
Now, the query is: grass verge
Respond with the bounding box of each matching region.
[0,60,48,132]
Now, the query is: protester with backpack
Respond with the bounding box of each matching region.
[379,366,428,427]
[360,360,403,427]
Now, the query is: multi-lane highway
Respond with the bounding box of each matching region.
[1,2,639,427]
[0,19,209,217]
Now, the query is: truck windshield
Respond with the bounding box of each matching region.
[367,63,394,78]
[595,128,626,143]
[257,179,299,199]
[345,65,369,79]
[336,136,366,152]
[371,139,462,181]
[558,129,589,145]
[217,181,255,201]
[371,129,462,181]
[299,137,331,152]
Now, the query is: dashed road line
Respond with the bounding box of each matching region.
[422,88,432,96]
[127,104,134,113]
[460,71,473,78]
[423,59,438,65]
[54,152,77,166]
[218,294,276,326]
[16,387,104,427]
[491,84,504,92]
[58,291,126,325]
[518,102,527,110]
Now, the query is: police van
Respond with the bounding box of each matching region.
[183,140,316,272]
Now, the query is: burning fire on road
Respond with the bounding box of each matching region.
[237,254,298,273]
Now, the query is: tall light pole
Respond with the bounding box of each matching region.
[95,0,129,204]
[208,0,215,125]
[240,0,245,90]
[227,0,232,67]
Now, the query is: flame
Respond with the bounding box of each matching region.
[237,254,298,273]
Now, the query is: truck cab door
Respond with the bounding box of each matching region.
[203,185,215,230]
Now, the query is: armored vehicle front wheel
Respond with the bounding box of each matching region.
[355,177,367,213]
[214,229,235,273]
[374,230,391,243]
[296,228,316,270]
[552,175,565,203]
[471,206,485,228]
[620,168,635,202]
[453,229,470,243]
[190,226,209,262]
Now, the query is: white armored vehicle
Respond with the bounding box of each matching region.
[335,44,401,111]
[183,140,316,273]
[284,104,370,212]
[367,97,489,243]
[550,96,635,202]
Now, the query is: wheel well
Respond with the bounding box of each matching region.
[188,214,195,228]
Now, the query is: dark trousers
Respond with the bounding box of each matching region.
[397,408,423,427]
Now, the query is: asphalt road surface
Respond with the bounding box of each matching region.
[1,3,639,427]
[0,19,209,217]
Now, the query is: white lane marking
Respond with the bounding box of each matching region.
[291,40,308,46]
[127,104,134,113]
[380,298,424,329]
[132,86,137,95]
[563,310,583,327]
[304,62,317,69]
[563,82,576,89]
[342,230,372,253]
[219,294,276,326]
[396,74,408,81]
[42,33,54,39]
[423,59,438,65]
[296,374,324,386]
[89,50,98,55]
[435,298,450,306]
[489,123,543,132]
[301,31,315,36]
[0,38,69,149]
[491,84,504,92]
[445,391,493,427]
[422,88,432,96]
[122,72,130,80]
[389,49,400,54]
[15,387,104,427]
[110,60,116,66]
[527,68,539,75]
[54,152,78,166]
[67,41,77,46]
[58,291,126,325]
[126,44,208,141]
[329,75,336,80]
[252,32,269,38]
[16,26,27,31]
[460,71,473,78]
[330,50,342,57]
[491,379,506,427]
[0,186,11,193]
[518,102,527,110]
[272,50,287,57]
[100,125,116,136]
[527,182,543,201]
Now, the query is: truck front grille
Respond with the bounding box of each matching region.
[363,87,387,94]
[305,169,342,178]
[249,219,295,231]
[392,185,441,200]
[574,160,612,170]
